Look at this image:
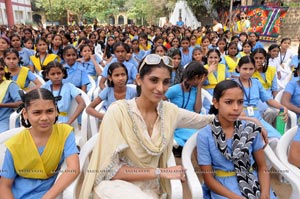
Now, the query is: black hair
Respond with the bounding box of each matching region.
[180,36,190,43]
[249,32,260,42]
[63,45,77,57]
[251,48,269,73]
[207,49,221,63]
[20,88,58,128]
[4,48,23,66]
[209,80,243,115]
[77,36,89,47]
[79,43,93,55]
[63,33,72,44]
[227,41,239,56]
[242,40,252,48]
[237,55,255,69]
[216,37,228,51]
[0,59,10,79]
[183,61,208,82]
[231,35,240,42]
[49,34,64,59]
[107,62,128,87]
[23,37,34,49]
[42,61,68,81]
[294,63,300,77]
[268,44,280,52]
[137,56,172,96]
[152,44,167,55]
[35,37,48,58]
[112,41,126,53]
[239,32,248,39]
[280,37,291,44]
[167,48,181,58]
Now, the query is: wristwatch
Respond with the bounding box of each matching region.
[155,168,161,179]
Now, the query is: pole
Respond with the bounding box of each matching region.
[229,0,233,31]
[48,0,53,25]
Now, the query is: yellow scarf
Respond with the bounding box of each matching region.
[203,64,226,89]
[252,66,276,89]
[0,80,12,103]
[5,66,29,90]
[5,124,72,179]
[30,54,60,72]
[224,55,240,72]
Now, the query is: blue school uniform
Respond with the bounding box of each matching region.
[42,81,81,123]
[11,68,37,89]
[0,81,21,133]
[284,78,300,141]
[251,41,264,52]
[290,55,299,68]
[237,78,281,138]
[165,84,199,146]
[0,132,78,199]
[99,85,137,111]
[197,125,277,199]
[132,50,147,63]
[19,48,34,67]
[101,59,137,84]
[180,47,193,66]
[63,62,90,88]
[81,54,103,79]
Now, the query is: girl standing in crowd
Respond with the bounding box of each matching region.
[238,40,252,58]
[0,88,79,199]
[29,37,60,73]
[4,48,42,91]
[0,61,21,133]
[192,47,205,65]
[132,39,146,64]
[224,42,240,78]
[171,37,180,49]
[216,38,227,57]
[102,35,115,63]
[281,65,300,167]
[99,42,137,90]
[165,61,207,156]
[165,32,175,49]
[200,37,211,61]
[42,61,86,124]
[49,34,64,61]
[180,36,193,67]
[278,38,294,89]
[78,44,103,80]
[86,62,137,119]
[63,46,90,92]
[236,56,287,143]
[168,48,183,85]
[197,79,277,199]
[153,45,168,57]
[248,32,264,52]
[80,54,214,199]
[0,36,10,60]
[10,34,34,67]
[268,44,281,81]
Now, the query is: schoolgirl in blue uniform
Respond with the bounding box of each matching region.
[62,46,90,93]
[42,61,86,124]
[0,62,22,133]
[10,34,34,67]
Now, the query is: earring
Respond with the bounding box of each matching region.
[24,119,29,126]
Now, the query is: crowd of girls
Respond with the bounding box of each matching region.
[0,21,299,198]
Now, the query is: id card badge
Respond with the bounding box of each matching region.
[247,106,254,116]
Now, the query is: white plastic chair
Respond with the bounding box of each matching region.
[69,88,91,148]
[88,101,105,137]
[9,111,22,130]
[27,73,45,89]
[201,88,213,115]
[276,126,300,179]
[274,90,298,131]
[62,134,182,198]
[87,75,96,100]
[93,76,102,100]
[182,132,300,199]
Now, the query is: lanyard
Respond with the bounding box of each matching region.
[51,84,63,101]
[180,83,191,109]
[238,78,251,104]
[39,53,48,70]
[280,52,286,64]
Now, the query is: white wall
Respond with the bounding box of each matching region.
[0,0,32,25]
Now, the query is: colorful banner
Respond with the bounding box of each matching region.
[242,6,289,42]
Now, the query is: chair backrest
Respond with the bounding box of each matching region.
[201,88,213,114]
[93,76,102,100]
[0,127,24,169]
[181,133,203,198]
[182,131,300,199]
[9,111,22,129]
[69,88,91,148]
[276,126,300,178]
[87,75,96,100]
[89,101,105,137]
[62,133,99,198]
[274,89,298,130]
[28,73,45,88]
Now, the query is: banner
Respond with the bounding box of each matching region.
[242,6,288,42]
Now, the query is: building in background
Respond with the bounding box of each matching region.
[0,0,32,26]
